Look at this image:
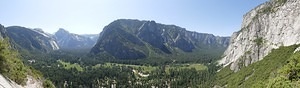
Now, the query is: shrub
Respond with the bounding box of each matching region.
[253,37,263,46]
[43,79,56,88]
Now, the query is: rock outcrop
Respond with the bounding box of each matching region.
[91,19,230,59]
[219,0,300,72]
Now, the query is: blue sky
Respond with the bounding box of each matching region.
[0,0,267,36]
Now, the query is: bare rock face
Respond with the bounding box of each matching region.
[219,0,300,72]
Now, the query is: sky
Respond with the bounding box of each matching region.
[0,0,267,36]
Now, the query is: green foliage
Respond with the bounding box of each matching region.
[0,39,55,87]
[260,6,273,13]
[216,44,300,87]
[254,37,264,46]
[58,60,83,72]
[256,0,287,15]
[165,64,207,74]
[265,51,300,87]
[280,55,300,81]
[28,50,218,88]
[0,39,27,85]
[100,63,157,73]
[258,0,287,15]
[43,79,55,88]
[16,31,224,88]
[267,76,294,88]
[275,0,287,5]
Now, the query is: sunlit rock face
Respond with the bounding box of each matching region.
[219,0,300,72]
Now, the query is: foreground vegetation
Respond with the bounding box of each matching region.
[0,39,27,85]
[0,39,54,87]
[216,44,300,87]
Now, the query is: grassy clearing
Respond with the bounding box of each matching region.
[57,60,84,72]
[165,64,207,74]
[93,63,157,73]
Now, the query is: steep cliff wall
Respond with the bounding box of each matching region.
[219,0,300,71]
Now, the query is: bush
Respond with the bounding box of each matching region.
[43,79,56,88]
[253,37,263,46]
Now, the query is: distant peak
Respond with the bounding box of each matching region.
[116,19,139,21]
[149,20,156,23]
[56,28,69,34]
[58,28,69,32]
[54,28,71,37]
[147,20,157,25]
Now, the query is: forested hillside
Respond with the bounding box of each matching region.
[216,44,300,87]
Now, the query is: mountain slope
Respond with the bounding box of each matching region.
[6,26,59,52]
[91,19,230,60]
[0,25,54,88]
[216,44,300,87]
[0,39,54,88]
[219,0,300,71]
[54,28,96,50]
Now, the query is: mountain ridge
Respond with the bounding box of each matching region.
[6,26,59,52]
[91,19,230,59]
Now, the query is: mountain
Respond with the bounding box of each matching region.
[213,0,300,87]
[0,24,54,88]
[54,28,96,50]
[218,0,300,72]
[6,26,59,52]
[215,0,300,87]
[91,19,230,59]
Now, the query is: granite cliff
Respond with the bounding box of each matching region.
[219,0,300,72]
